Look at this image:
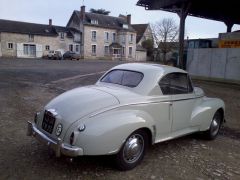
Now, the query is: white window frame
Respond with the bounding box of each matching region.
[104,32,109,42]
[29,34,34,42]
[91,30,97,42]
[129,46,133,57]
[129,34,134,43]
[104,46,109,56]
[75,44,80,53]
[69,44,73,51]
[91,44,97,55]
[45,45,50,51]
[122,46,125,55]
[123,24,128,29]
[91,19,98,25]
[121,35,126,43]
[60,32,65,40]
[7,42,14,49]
[112,33,116,42]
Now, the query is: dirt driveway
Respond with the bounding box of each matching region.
[0,59,240,180]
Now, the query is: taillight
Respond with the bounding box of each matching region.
[70,132,74,145]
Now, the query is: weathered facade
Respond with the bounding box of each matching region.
[0,19,79,58]
[132,24,153,61]
[67,6,137,60]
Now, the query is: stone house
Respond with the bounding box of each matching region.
[67,6,137,60]
[0,19,80,58]
[132,24,153,61]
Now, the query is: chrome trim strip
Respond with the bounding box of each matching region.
[90,96,204,118]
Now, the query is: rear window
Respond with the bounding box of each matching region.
[100,69,144,88]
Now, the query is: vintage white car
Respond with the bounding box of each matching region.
[27,63,225,170]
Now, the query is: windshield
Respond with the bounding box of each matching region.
[100,69,144,88]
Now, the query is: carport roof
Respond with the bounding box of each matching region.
[137,0,240,25]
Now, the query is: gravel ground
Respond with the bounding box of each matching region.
[0,58,240,180]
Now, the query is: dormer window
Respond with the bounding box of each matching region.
[60,32,64,40]
[123,24,128,29]
[29,34,34,42]
[91,19,98,25]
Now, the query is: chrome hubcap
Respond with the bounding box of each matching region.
[123,134,144,163]
[211,116,220,136]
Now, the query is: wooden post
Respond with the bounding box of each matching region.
[225,22,234,33]
[177,2,191,69]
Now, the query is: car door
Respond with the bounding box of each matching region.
[159,73,196,133]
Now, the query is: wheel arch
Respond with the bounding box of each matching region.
[68,109,156,156]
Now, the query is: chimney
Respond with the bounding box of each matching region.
[49,19,52,26]
[127,14,131,24]
[80,6,86,21]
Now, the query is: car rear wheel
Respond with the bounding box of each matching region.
[203,111,222,140]
[115,129,148,171]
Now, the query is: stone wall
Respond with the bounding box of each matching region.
[136,50,147,61]
[0,32,75,58]
[83,25,136,60]
[187,48,240,81]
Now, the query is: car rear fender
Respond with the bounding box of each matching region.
[191,97,225,131]
[65,108,155,156]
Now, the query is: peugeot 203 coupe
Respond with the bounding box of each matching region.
[27,63,225,170]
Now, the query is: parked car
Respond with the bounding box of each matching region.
[48,50,62,60]
[63,51,81,60]
[27,63,225,170]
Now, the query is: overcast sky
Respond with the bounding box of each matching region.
[1,0,239,39]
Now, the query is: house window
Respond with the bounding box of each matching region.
[60,32,64,40]
[69,44,73,51]
[129,47,133,57]
[122,47,125,55]
[92,45,96,55]
[121,35,126,43]
[113,49,120,55]
[7,42,13,49]
[29,34,34,42]
[104,32,109,42]
[123,24,128,29]
[23,44,36,56]
[104,46,109,55]
[112,33,116,42]
[92,31,97,41]
[76,45,80,52]
[91,19,98,25]
[129,34,134,43]
[45,45,50,51]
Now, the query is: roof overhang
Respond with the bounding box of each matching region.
[137,0,240,25]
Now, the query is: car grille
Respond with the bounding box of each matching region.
[42,110,56,134]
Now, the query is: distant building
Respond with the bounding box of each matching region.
[0,19,79,58]
[218,31,240,48]
[67,6,136,60]
[132,24,153,61]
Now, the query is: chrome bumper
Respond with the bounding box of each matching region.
[27,121,83,157]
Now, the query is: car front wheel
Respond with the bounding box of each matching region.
[115,129,148,171]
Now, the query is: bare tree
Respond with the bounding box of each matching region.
[90,8,110,15]
[151,18,179,64]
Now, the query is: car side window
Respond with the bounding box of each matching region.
[159,73,193,95]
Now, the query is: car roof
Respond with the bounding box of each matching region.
[111,63,187,76]
[99,63,188,96]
